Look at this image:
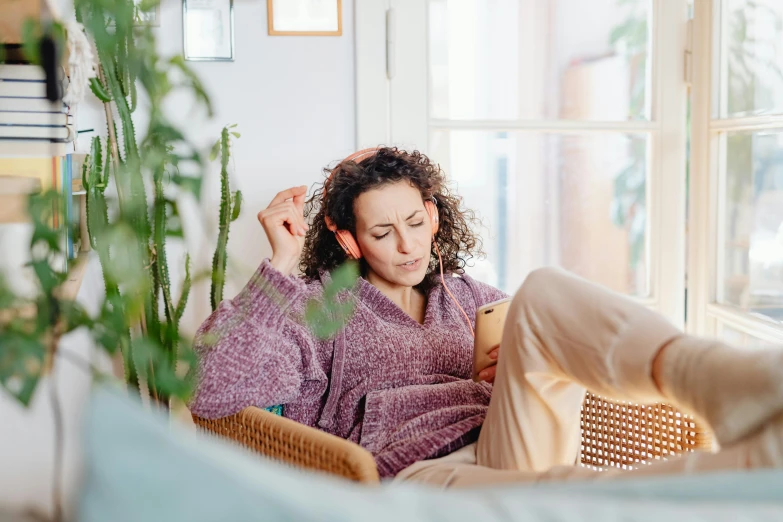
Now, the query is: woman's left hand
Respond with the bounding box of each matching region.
[477,345,500,383]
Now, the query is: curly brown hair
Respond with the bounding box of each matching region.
[300,147,484,291]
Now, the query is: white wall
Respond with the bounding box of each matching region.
[115,0,357,334]
[155,0,356,331]
[0,0,357,516]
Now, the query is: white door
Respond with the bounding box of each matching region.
[688,0,783,343]
[357,0,689,327]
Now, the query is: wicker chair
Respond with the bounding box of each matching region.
[192,392,712,484]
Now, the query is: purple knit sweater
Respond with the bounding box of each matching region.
[189,259,507,478]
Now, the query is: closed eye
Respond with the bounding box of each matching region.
[372,219,424,240]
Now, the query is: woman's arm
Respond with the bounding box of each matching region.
[188,260,320,419]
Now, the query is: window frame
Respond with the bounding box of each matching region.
[687,0,783,342]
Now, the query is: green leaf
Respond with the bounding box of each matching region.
[0,272,17,309]
[21,19,41,65]
[91,295,127,355]
[209,140,220,162]
[165,198,184,238]
[303,260,359,340]
[305,299,356,340]
[130,335,194,402]
[230,132,241,139]
[175,254,192,322]
[100,224,149,309]
[0,333,45,407]
[171,173,202,198]
[129,337,159,379]
[59,300,93,333]
[169,55,214,117]
[29,259,65,294]
[230,190,242,221]
[323,260,359,301]
[89,77,112,102]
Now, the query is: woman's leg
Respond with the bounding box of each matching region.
[464,266,783,482]
[476,267,683,472]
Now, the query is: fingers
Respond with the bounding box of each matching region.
[269,185,308,208]
[478,364,497,383]
[479,345,500,383]
[259,203,308,235]
[275,204,308,236]
[292,189,306,214]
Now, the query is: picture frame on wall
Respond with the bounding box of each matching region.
[267,0,342,36]
[183,0,235,61]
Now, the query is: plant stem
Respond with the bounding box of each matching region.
[48,331,64,522]
[98,66,126,216]
[211,127,231,311]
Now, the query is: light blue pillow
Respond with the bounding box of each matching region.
[78,386,783,522]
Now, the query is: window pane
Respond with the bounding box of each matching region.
[723,0,783,117]
[429,130,649,296]
[428,0,652,121]
[719,131,783,322]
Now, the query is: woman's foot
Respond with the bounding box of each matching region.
[735,409,783,469]
[656,335,783,447]
[621,409,783,479]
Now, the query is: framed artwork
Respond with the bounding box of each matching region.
[267,0,342,36]
[183,0,235,61]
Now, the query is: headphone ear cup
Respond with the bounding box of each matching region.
[336,229,363,259]
[425,200,439,235]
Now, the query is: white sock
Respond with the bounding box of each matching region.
[659,335,783,446]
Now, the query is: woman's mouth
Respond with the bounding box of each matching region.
[398,258,422,271]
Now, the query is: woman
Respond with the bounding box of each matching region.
[190,147,783,486]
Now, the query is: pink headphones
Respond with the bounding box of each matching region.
[322,147,474,337]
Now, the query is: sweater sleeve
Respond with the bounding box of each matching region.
[188,260,320,419]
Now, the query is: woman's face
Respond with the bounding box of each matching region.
[353,181,432,289]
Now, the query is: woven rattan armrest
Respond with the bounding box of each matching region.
[192,406,380,484]
[193,394,711,483]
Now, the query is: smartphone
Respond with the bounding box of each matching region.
[472,297,512,382]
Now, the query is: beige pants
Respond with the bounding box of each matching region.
[395,267,750,487]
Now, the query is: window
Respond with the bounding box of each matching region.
[357,0,688,326]
[688,0,783,342]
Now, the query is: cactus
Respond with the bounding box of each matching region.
[72,0,354,406]
[210,125,242,312]
[83,135,139,388]
[83,138,109,261]
[73,0,210,405]
[151,154,178,366]
[176,254,192,325]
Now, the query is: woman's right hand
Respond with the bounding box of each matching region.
[258,185,309,276]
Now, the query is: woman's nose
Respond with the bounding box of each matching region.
[397,230,414,254]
